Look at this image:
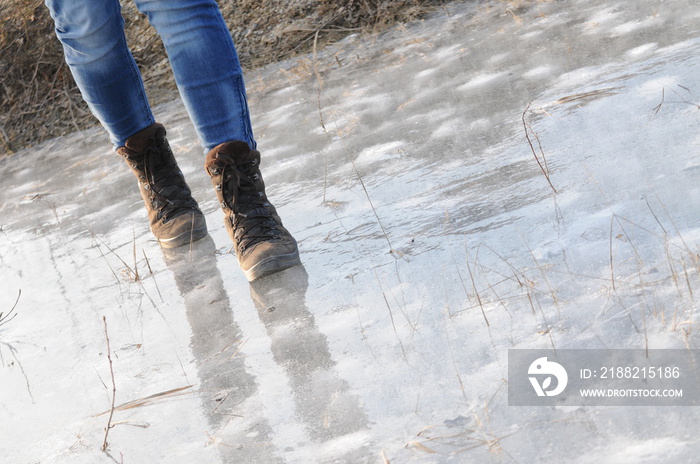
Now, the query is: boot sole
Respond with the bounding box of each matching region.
[157,226,209,249]
[243,249,302,282]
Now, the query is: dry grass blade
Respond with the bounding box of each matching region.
[90,229,137,279]
[312,30,327,133]
[522,102,557,193]
[110,420,151,429]
[464,245,490,326]
[505,9,523,25]
[381,449,390,463]
[553,87,621,106]
[653,87,665,114]
[372,262,408,362]
[94,385,194,416]
[0,289,21,327]
[609,215,616,293]
[229,336,250,360]
[406,440,437,453]
[408,422,514,457]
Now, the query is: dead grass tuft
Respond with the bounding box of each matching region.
[0,0,447,156]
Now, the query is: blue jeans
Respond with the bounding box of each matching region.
[44,0,256,151]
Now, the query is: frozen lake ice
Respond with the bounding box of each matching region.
[2,0,700,462]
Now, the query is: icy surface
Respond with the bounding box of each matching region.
[2,0,700,462]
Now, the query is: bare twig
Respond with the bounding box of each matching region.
[0,289,21,327]
[372,262,407,362]
[312,30,330,205]
[609,215,616,293]
[102,316,117,452]
[312,30,327,133]
[653,85,700,113]
[653,87,665,114]
[132,229,139,282]
[522,102,557,193]
[142,249,153,276]
[465,245,490,327]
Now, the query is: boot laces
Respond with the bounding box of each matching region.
[216,156,280,251]
[140,145,197,222]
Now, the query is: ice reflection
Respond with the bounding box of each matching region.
[163,237,280,462]
[164,239,368,461]
[250,266,369,448]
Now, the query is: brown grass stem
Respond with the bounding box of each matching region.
[311,33,394,253]
[372,263,407,362]
[464,244,490,327]
[0,289,21,327]
[102,316,117,452]
[609,215,616,293]
[522,102,557,193]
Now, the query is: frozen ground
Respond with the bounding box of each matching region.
[2,0,700,462]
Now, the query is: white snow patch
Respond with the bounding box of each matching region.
[610,17,659,36]
[354,141,406,165]
[584,6,622,27]
[656,38,700,55]
[626,42,658,58]
[520,30,544,40]
[488,52,511,63]
[431,118,464,139]
[457,71,508,90]
[523,65,556,79]
[415,68,437,80]
[469,118,492,131]
[635,76,680,97]
[553,65,608,88]
[432,44,463,62]
[577,437,688,464]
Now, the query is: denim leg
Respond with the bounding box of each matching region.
[44,0,155,148]
[135,0,256,151]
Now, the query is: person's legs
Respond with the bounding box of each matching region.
[135,0,299,279]
[44,0,155,148]
[46,0,295,267]
[134,0,255,151]
[45,0,207,248]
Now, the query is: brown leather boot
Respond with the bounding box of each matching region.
[205,141,300,281]
[117,123,207,248]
